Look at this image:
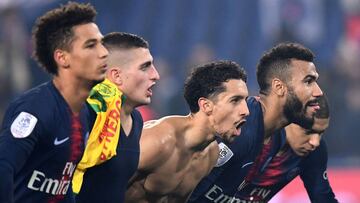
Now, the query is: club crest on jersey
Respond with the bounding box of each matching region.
[10,112,38,138]
[215,142,233,167]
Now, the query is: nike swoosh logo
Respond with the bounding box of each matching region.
[241,162,254,168]
[54,137,69,145]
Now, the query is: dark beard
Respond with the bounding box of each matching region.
[283,89,314,129]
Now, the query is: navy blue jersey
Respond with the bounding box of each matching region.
[233,135,337,202]
[76,108,143,203]
[299,140,337,202]
[0,81,87,203]
[189,96,337,203]
[188,97,265,202]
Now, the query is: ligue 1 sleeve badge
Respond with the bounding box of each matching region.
[10,112,38,138]
[216,142,234,167]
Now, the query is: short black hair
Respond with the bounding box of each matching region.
[32,1,97,75]
[184,60,247,113]
[102,32,149,51]
[256,42,315,95]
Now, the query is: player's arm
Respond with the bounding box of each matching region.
[0,108,41,202]
[137,120,175,172]
[126,120,175,201]
[300,139,338,203]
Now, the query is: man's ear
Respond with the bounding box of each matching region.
[198,97,213,115]
[54,49,69,68]
[108,67,122,85]
[271,78,286,96]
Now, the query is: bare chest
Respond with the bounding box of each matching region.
[144,145,219,199]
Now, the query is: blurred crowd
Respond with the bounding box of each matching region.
[0,0,359,166]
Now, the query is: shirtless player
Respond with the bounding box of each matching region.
[125,60,250,203]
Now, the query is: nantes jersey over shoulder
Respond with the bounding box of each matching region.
[188,96,265,203]
[0,81,88,203]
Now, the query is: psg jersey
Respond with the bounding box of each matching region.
[0,81,88,203]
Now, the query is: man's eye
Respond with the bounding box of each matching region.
[86,44,95,48]
[305,80,313,84]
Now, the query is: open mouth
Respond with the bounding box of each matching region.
[307,102,319,107]
[146,83,156,96]
[234,120,246,136]
[146,88,153,96]
[307,101,320,111]
[236,121,246,129]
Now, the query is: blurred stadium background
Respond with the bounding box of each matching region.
[0,0,359,202]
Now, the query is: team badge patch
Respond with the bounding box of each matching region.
[10,112,38,138]
[215,142,234,167]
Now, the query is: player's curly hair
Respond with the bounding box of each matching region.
[32,2,97,75]
[184,60,247,113]
[256,42,315,95]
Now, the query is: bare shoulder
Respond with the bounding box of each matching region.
[139,115,188,171]
[143,119,160,128]
[142,115,189,137]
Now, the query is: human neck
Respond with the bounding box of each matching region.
[120,103,134,124]
[53,75,93,114]
[259,94,289,139]
[185,113,218,151]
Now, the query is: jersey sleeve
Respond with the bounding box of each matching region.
[0,99,44,202]
[300,139,338,203]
